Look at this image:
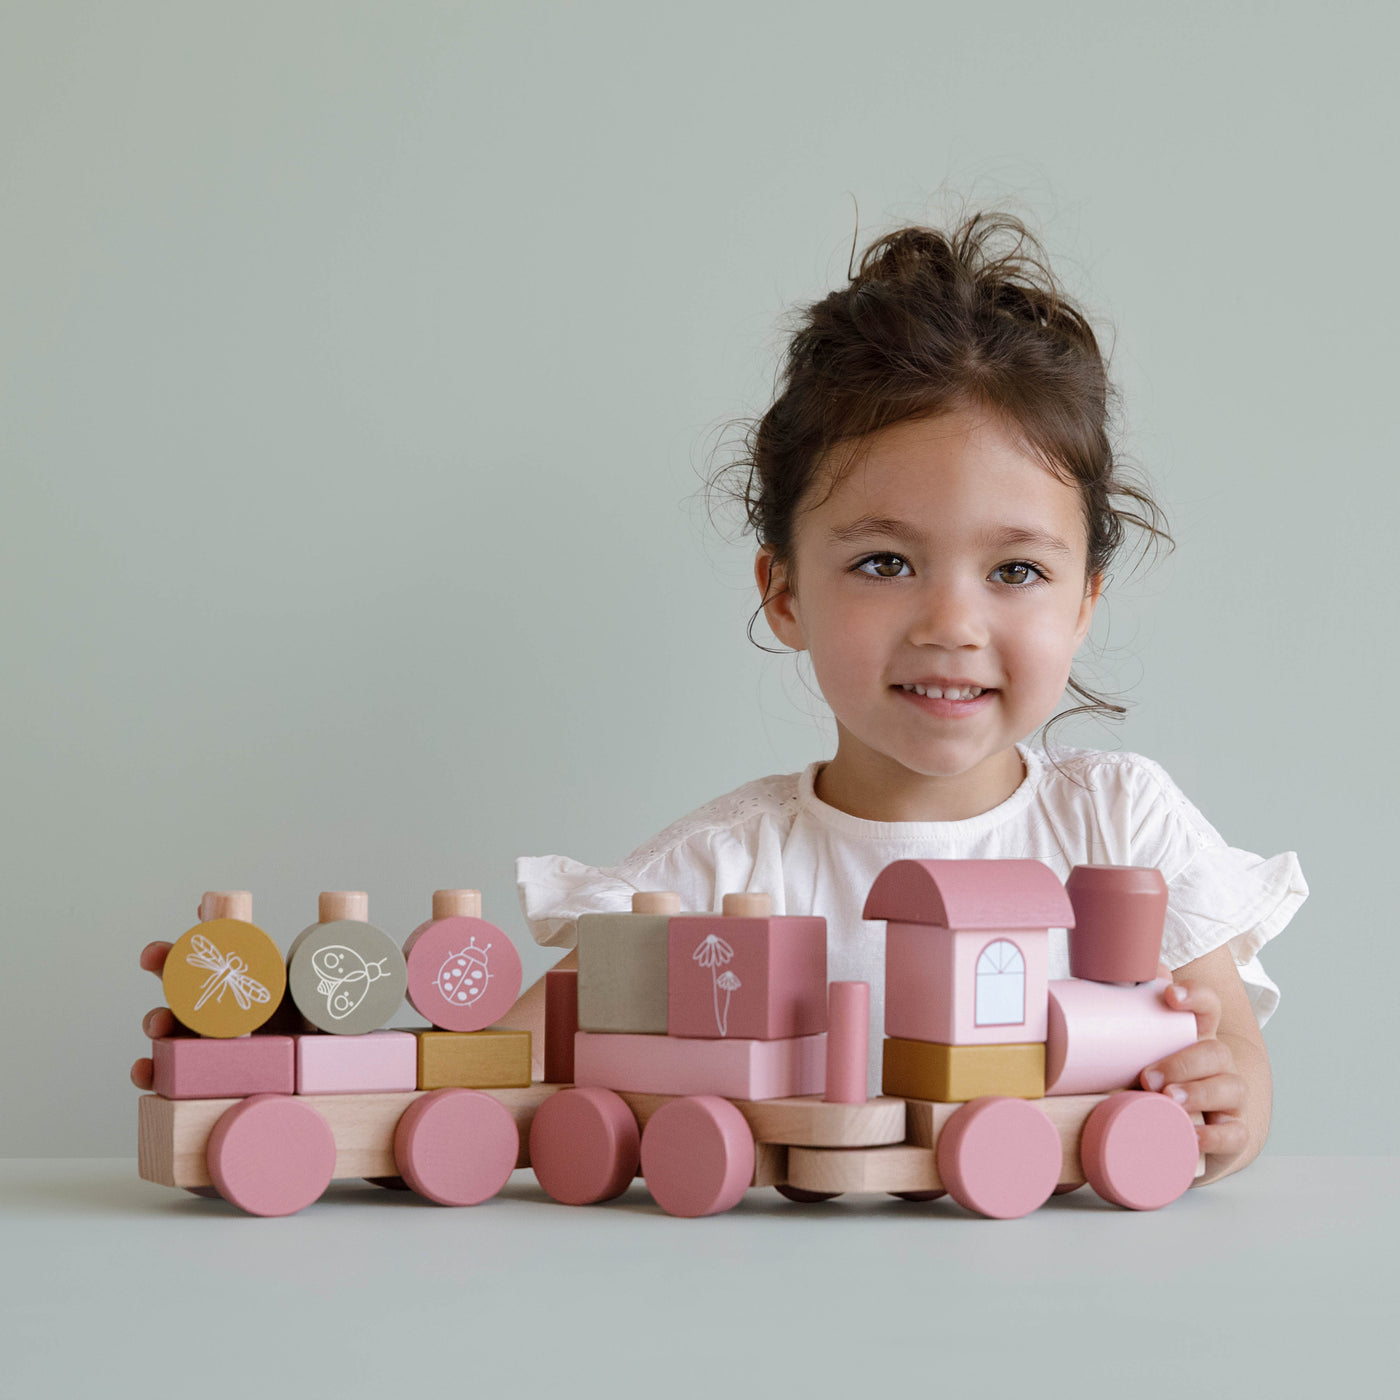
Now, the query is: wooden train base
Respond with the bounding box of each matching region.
[137,1081,1204,1219]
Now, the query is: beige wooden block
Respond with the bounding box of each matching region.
[785,1144,940,1195]
[752,1141,786,1188]
[137,1085,561,1188]
[417,1028,532,1090]
[882,1038,1045,1102]
[576,909,672,1033]
[617,1091,906,1147]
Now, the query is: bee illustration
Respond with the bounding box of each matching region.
[434,938,492,1007]
[187,934,273,1013]
[311,944,392,1020]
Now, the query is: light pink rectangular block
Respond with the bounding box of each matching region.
[573,1030,826,1100]
[667,913,827,1040]
[295,1030,418,1095]
[884,923,1049,1046]
[152,1035,295,1100]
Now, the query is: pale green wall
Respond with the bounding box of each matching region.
[4,0,1394,1153]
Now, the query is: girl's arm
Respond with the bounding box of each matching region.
[493,948,578,1081]
[1139,943,1273,1185]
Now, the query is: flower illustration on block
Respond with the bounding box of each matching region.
[715,971,742,1037]
[692,933,740,1036]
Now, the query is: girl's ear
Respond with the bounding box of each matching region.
[1073,571,1105,646]
[754,547,806,651]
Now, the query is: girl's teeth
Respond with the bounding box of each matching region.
[900,684,985,700]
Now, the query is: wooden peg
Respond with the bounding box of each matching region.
[318,891,369,923]
[631,891,681,915]
[197,891,252,923]
[721,892,772,918]
[432,889,483,920]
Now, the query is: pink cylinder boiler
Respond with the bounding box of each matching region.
[1044,978,1197,1096]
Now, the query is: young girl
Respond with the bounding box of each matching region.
[511,211,1307,1184]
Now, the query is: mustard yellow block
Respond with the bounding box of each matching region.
[417,1028,532,1090]
[881,1038,1045,1102]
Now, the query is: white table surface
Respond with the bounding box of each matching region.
[2,1156,1394,1398]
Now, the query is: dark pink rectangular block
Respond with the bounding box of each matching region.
[152,1035,295,1100]
[667,914,827,1040]
[544,968,579,1083]
[573,1030,827,1100]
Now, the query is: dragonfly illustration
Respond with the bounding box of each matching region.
[187,933,273,1012]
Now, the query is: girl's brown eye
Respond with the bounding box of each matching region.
[993,562,1046,586]
[856,554,910,579]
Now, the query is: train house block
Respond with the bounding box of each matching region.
[573,1029,827,1100]
[296,1029,418,1095]
[865,859,1074,1047]
[417,1028,533,1090]
[667,893,827,1041]
[881,1037,1045,1102]
[576,893,680,1034]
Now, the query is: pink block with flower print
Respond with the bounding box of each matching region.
[666,914,827,1040]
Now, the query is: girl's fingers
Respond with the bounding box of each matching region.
[1196,1113,1248,1159]
[142,1007,176,1040]
[130,1057,154,1090]
[1163,978,1222,1040]
[139,941,171,975]
[1155,1070,1246,1117]
[1140,1036,1233,1093]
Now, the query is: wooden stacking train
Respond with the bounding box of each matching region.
[134,860,1205,1219]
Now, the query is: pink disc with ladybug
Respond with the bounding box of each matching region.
[403,915,523,1031]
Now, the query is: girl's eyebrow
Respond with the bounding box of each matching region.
[826,514,1074,557]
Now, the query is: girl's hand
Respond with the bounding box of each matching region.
[1139,977,1249,1160]
[1137,945,1272,1181]
[130,941,175,1090]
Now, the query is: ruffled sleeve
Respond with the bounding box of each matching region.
[516,774,803,949]
[1123,755,1308,1026]
[515,836,741,949]
[514,854,647,949]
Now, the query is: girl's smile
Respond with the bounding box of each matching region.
[756,405,1103,823]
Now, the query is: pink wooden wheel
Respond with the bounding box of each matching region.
[1080,1090,1199,1210]
[935,1096,1061,1219]
[207,1094,336,1216]
[775,1184,842,1203]
[393,1088,519,1206]
[640,1095,755,1218]
[529,1086,639,1205]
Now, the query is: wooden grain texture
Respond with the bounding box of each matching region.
[138,1084,561,1188]
[751,1141,786,1188]
[786,1144,940,1194]
[616,1091,906,1147]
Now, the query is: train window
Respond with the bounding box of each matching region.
[975,939,1026,1026]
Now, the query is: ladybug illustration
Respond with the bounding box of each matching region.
[434,937,492,1007]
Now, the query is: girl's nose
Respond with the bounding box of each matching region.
[906,576,989,650]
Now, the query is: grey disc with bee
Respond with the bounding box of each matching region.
[287,919,407,1034]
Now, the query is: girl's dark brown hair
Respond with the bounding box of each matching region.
[706,207,1173,772]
